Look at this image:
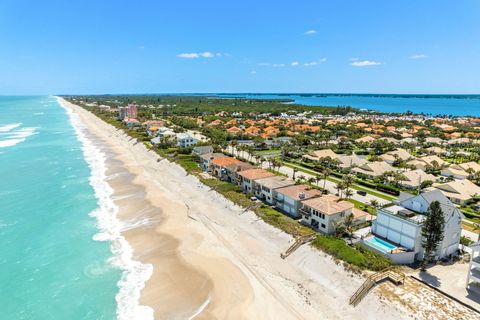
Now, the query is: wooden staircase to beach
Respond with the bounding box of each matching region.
[280,234,316,259]
[349,267,405,307]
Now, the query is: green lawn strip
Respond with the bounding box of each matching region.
[346,198,377,215]
[311,235,391,272]
[283,162,396,201]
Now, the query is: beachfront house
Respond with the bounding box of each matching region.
[199,153,227,172]
[253,176,296,204]
[237,169,275,193]
[300,194,354,235]
[192,145,214,157]
[273,185,322,218]
[365,190,462,264]
[211,157,242,179]
[176,133,198,148]
[223,161,255,184]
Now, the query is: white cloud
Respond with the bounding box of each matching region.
[304,30,317,35]
[272,63,285,67]
[410,54,428,59]
[350,59,381,67]
[177,53,200,59]
[304,58,326,66]
[258,62,271,66]
[291,61,299,66]
[250,71,257,74]
[177,51,221,59]
[200,51,215,58]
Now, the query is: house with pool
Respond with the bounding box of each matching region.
[363,190,462,264]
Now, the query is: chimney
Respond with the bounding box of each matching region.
[298,192,305,199]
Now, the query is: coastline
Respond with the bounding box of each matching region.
[57,97,414,319]
[59,98,154,320]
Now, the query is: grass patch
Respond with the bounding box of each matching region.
[312,235,391,271]
[176,154,201,174]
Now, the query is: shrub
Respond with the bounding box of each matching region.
[312,235,391,271]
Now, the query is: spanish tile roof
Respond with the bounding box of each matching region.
[301,194,353,215]
[238,168,275,181]
[275,184,322,201]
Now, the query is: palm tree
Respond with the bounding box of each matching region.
[321,167,331,193]
[307,177,316,185]
[344,188,353,199]
[335,181,345,198]
[297,175,306,183]
[292,167,298,181]
[370,199,379,209]
[344,213,355,244]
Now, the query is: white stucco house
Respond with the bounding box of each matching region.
[365,190,462,264]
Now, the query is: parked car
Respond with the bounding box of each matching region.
[356,190,367,196]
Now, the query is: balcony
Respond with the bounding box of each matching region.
[299,208,311,217]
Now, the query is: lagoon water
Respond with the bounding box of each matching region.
[0,96,120,319]
[214,93,480,116]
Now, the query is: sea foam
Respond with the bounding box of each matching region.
[0,124,38,148]
[58,98,154,320]
[0,123,22,132]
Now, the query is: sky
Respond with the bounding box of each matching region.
[0,0,479,94]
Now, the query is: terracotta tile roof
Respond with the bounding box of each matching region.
[301,194,353,215]
[238,168,275,181]
[211,157,242,167]
[275,184,322,201]
[227,126,243,134]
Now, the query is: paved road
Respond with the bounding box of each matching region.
[226,146,391,207]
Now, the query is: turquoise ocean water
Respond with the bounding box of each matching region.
[0,96,151,320]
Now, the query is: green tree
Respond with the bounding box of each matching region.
[421,201,445,271]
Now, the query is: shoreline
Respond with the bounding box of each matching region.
[58,97,417,319]
[59,98,154,320]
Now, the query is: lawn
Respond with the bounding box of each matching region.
[312,235,391,272]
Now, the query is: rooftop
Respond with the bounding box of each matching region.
[301,194,354,215]
[255,175,296,190]
[275,184,323,201]
[238,168,275,181]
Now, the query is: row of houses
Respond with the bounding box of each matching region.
[197,151,371,235]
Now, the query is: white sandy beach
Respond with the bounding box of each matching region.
[59,98,478,320]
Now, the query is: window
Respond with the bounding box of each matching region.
[321,223,326,229]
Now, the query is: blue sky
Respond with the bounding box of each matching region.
[0,0,479,94]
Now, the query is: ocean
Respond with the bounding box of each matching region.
[0,96,151,320]
[211,93,480,116]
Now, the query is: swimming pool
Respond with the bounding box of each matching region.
[364,236,397,253]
